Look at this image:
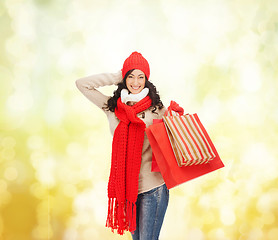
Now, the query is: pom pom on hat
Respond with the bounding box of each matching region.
[121,51,150,80]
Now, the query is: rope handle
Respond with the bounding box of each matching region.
[167,105,173,117]
[165,101,184,116]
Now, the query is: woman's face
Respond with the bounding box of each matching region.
[126,69,146,94]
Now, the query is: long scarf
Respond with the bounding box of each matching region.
[106,95,152,235]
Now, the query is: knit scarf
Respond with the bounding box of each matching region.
[106,95,152,235]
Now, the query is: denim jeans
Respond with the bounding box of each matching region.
[131,184,169,240]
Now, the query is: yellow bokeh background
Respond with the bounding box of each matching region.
[1,0,278,239]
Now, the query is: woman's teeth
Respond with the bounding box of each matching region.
[132,86,140,89]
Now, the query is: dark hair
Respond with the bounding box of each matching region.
[103,69,163,113]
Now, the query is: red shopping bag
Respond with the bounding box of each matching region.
[146,117,224,189]
[150,119,163,172]
[151,152,160,172]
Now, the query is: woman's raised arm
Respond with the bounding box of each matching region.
[75,70,122,109]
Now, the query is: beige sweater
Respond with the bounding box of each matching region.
[75,71,166,194]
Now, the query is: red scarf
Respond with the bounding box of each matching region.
[106,96,152,235]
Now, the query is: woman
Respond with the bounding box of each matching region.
[75,51,169,239]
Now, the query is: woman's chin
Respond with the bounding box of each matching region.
[129,88,143,94]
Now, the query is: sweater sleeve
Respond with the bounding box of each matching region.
[75,70,122,110]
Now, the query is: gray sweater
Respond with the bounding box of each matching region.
[75,71,165,194]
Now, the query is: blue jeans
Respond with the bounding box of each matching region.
[131,184,169,240]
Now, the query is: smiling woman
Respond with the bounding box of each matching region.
[75,51,168,239]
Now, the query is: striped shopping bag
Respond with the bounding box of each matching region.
[163,108,216,167]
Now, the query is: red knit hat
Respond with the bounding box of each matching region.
[121,51,150,80]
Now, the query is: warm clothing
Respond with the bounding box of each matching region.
[75,71,166,234]
[106,96,153,234]
[121,52,150,79]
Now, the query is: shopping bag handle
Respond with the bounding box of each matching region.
[166,101,184,116]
